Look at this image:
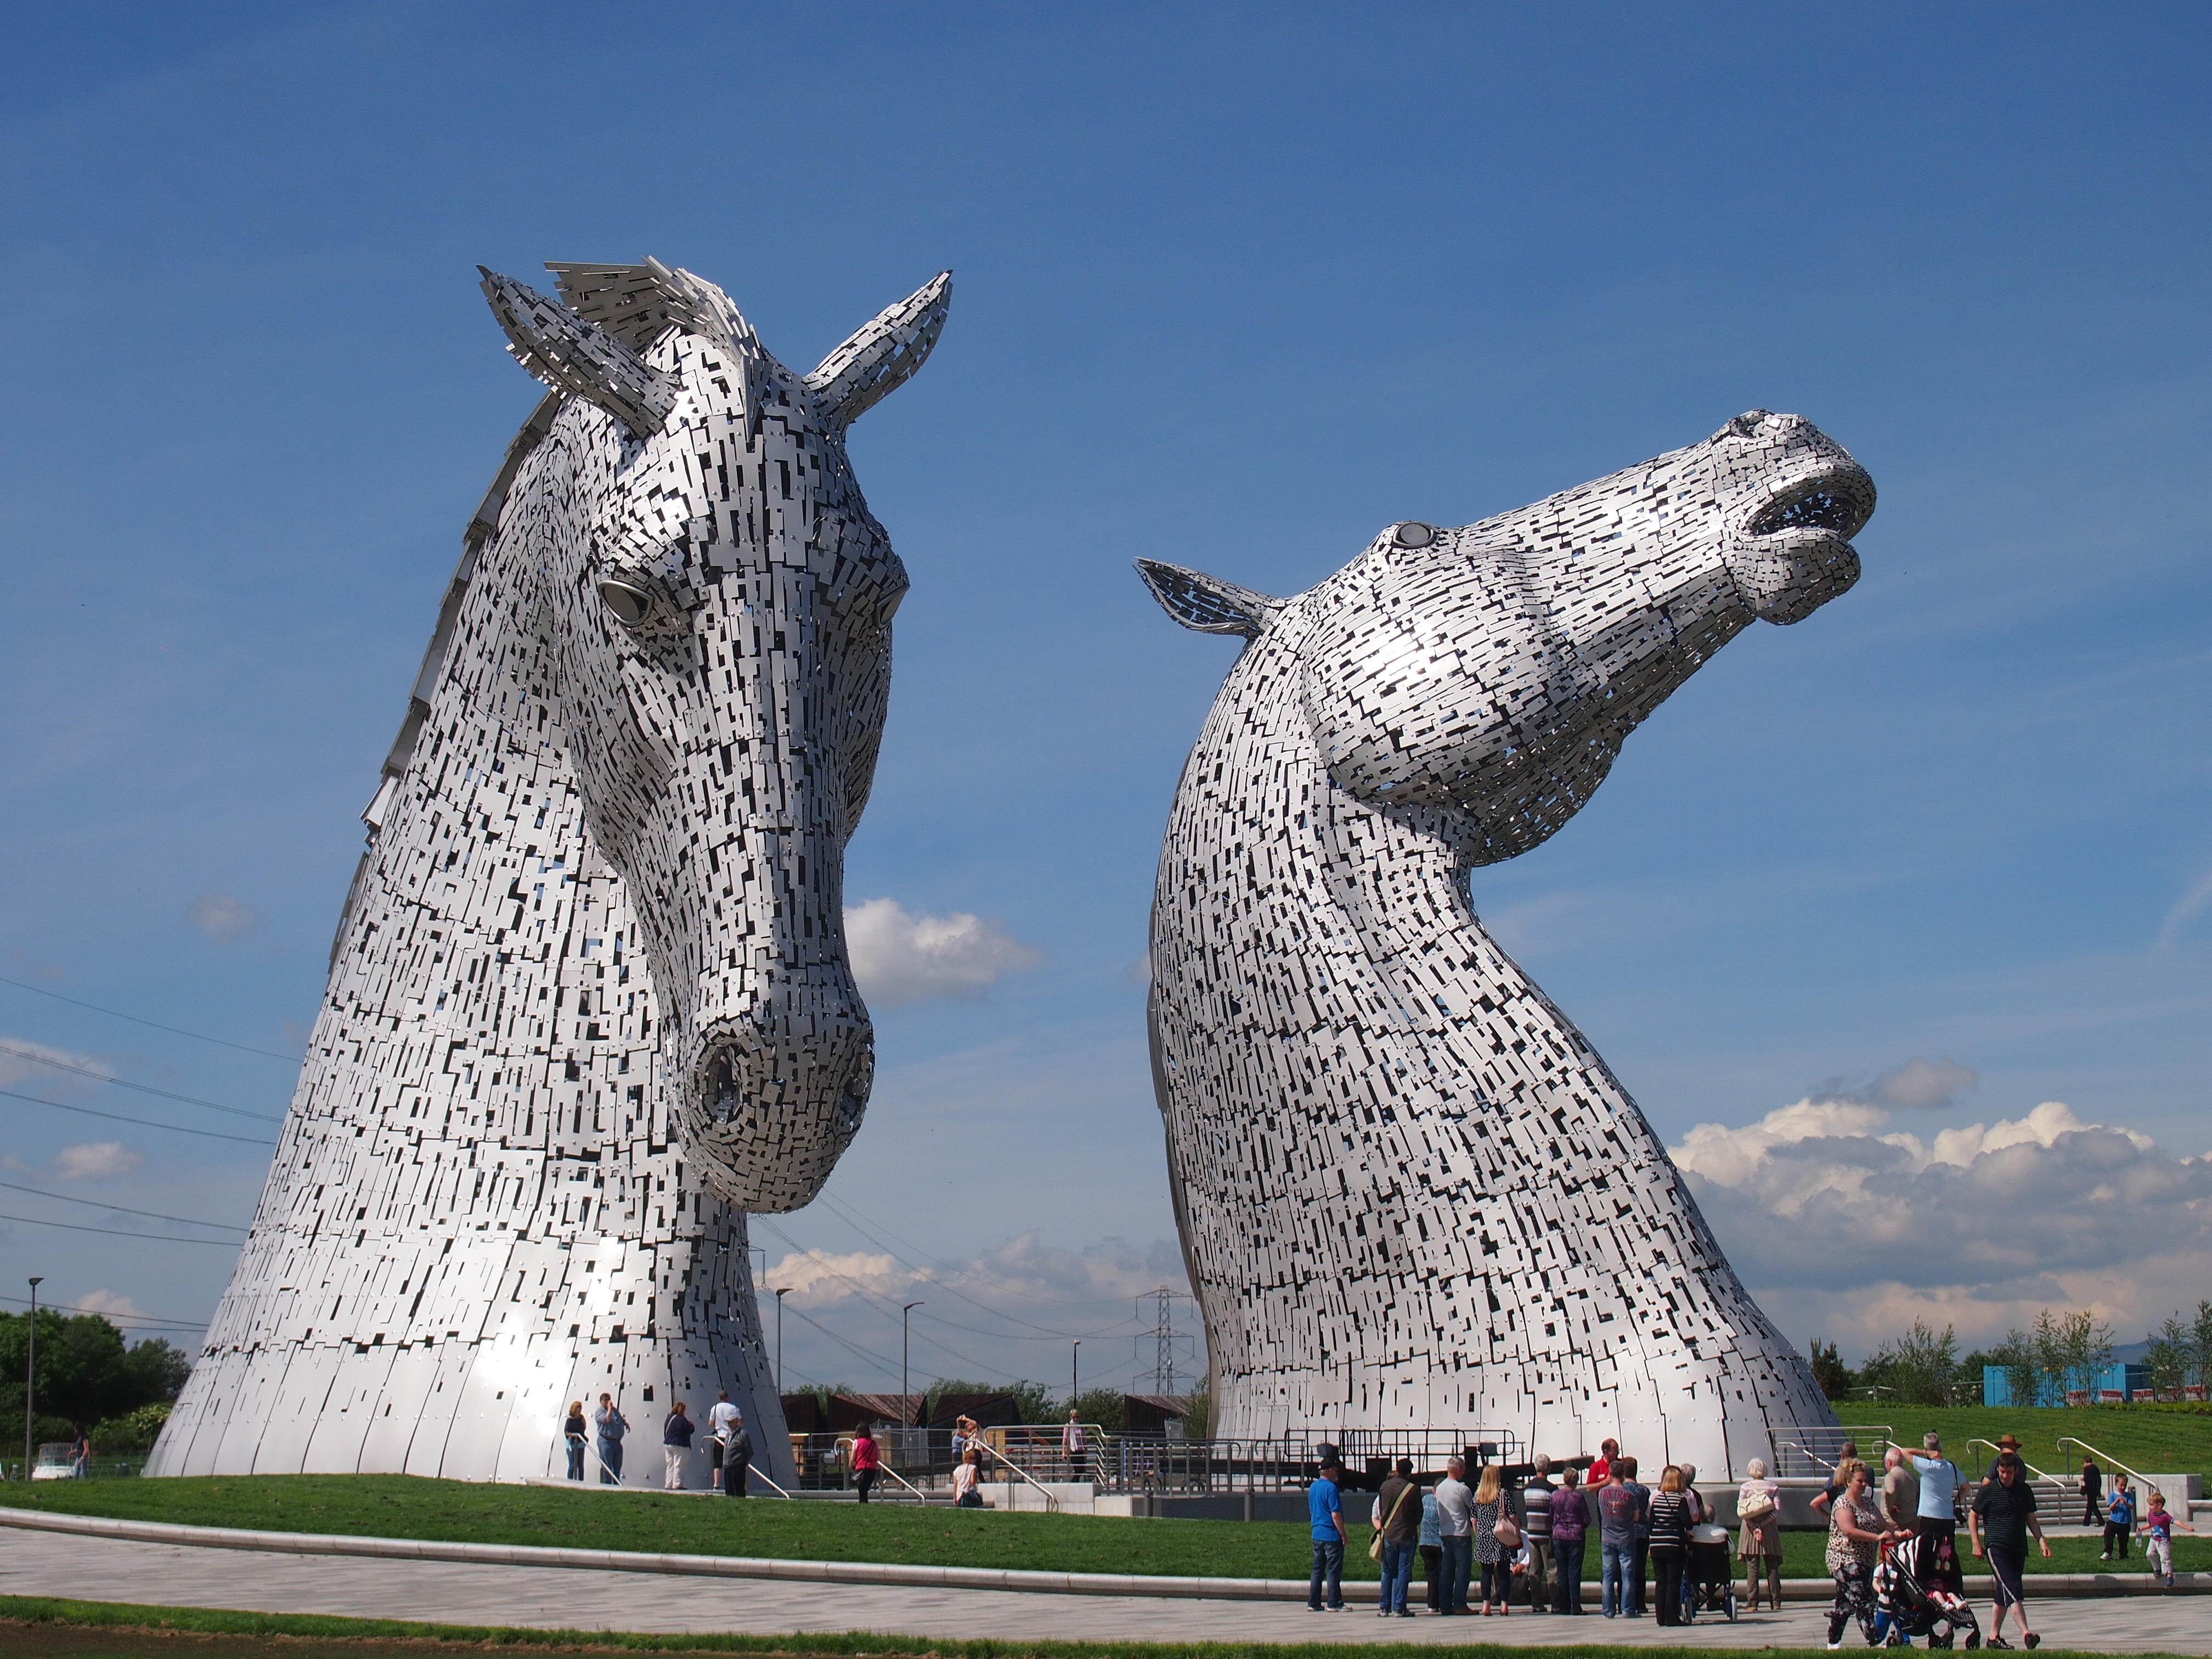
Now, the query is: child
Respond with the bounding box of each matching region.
[2102,1476,2135,1560]
[2138,1490,2197,1588]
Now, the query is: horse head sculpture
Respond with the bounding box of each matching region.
[482,259,948,1210]
[1140,411,1869,1470]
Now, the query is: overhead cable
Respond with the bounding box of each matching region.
[0,1179,247,1233]
[0,1087,274,1145]
[0,972,297,1062]
[0,1042,283,1122]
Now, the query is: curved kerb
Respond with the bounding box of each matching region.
[0,1507,2200,1601]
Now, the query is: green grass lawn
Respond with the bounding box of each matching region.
[1,1596,2201,1659]
[3,1473,2206,1581]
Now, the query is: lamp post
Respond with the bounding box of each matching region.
[25,1277,42,1479]
[774,1288,791,1395]
[1071,1339,1081,1409]
[901,1301,923,1432]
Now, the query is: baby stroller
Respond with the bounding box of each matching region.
[1686,1522,1737,1621]
[1875,1534,1981,1649]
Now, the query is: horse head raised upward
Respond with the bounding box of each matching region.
[1141,411,1870,1469]
[483,259,947,1210]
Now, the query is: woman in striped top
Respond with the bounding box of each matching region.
[1645,1465,1695,1628]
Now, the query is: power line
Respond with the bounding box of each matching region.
[0,1210,242,1246]
[0,1087,274,1145]
[0,1291,207,1330]
[0,1180,247,1233]
[0,1042,282,1122]
[0,971,297,1062]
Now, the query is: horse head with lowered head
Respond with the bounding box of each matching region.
[482,258,949,1210]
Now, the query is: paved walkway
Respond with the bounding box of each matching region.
[4,1531,2209,1652]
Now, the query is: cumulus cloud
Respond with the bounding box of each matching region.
[189,893,256,943]
[845,898,1041,1008]
[73,1289,147,1319]
[53,1140,143,1180]
[768,1232,1189,1313]
[1809,1055,1978,1110]
[1673,1094,2212,1355]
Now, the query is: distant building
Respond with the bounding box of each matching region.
[1125,1393,1193,1437]
[1983,1364,2148,1407]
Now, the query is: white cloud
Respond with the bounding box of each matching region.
[1869,1056,1978,1109]
[845,898,1041,1008]
[53,1140,143,1180]
[74,1289,147,1320]
[1673,1094,2212,1357]
[188,892,256,943]
[0,1035,112,1091]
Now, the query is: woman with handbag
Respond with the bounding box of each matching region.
[1473,1464,1515,1615]
[1737,1457,1784,1612]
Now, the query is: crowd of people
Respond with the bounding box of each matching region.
[1302,1429,2195,1636]
[1304,1437,1731,1624]
[560,1389,754,1496]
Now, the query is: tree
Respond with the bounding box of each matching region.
[2052,1309,2116,1398]
[2193,1300,2212,1393]
[1181,1386,1210,1441]
[0,1312,191,1449]
[1808,1339,1853,1401]
[1863,1319,1959,1406]
[2144,1313,2191,1401]
[1995,1327,2041,1408]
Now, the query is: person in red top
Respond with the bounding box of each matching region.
[849,1425,882,1503]
[1588,1439,1619,1487]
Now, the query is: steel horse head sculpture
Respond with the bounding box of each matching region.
[151,259,947,1483]
[1141,411,1870,1474]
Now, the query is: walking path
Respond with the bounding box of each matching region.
[4,1529,2209,1653]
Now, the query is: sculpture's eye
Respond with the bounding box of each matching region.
[1392,522,1437,550]
[598,579,656,627]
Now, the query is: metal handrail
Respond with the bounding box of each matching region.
[874,1461,933,1504]
[975,1435,1060,1511]
[2055,1437,2148,1497]
[1775,1439,1837,1475]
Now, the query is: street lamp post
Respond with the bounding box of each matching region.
[25,1276,42,1479]
[901,1301,923,1436]
[1071,1339,1081,1409]
[774,1288,791,1396]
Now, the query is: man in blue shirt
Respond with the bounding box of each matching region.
[1307,1454,1348,1611]
[1908,1432,1965,1594]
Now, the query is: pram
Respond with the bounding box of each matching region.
[1685,1523,1737,1621]
[1875,1534,1982,1649]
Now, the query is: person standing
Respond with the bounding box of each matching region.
[1880,1446,1919,1531]
[721,1410,752,1497]
[2079,1454,2103,1528]
[1550,1465,1589,1615]
[1824,1459,1892,1650]
[2138,1488,2197,1588]
[1621,1456,1651,1616]
[1588,1438,1618,1488]
[1434,1455,1475,1615]
[1375,1458,1420,1618]
[707,1390,741,1483]
[562,1401,589,1482]
[849,1425,881,1503]
[1597,1464,1637,1617]
[1907,1432,1965,1593]
[1472,1463,1511,1616]
[593,1393,629,1485]
[1521,1453,1556,1614]
[1062,1409,1088,1477]
[662,1400,695,1490]
[1646,1466,1693,1628]
[1737,1458,1784,1612]
[1971,1452,2051,1649]
[1306,1453,1347,1612]
[2102,1475,2135,1561]
[1418,1482,1444,1613]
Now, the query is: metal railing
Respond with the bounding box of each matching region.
[2055,1436,2148,1499]
[973,1435,1063,1511]
[1770,1425,1893,1479]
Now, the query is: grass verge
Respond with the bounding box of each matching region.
[0,1596,2199,1659]
[3,1474,2206,1582]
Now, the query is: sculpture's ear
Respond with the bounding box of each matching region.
[479,267,678,439]
[803,272,952,433]
[1135,559,1284,639]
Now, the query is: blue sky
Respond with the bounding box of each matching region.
[1,3,2206,1392]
